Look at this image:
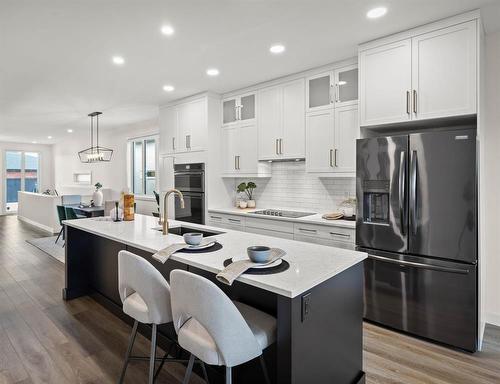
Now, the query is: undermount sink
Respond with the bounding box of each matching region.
[153,225,223,238]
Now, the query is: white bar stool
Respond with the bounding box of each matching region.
[117,251,209,384]
[170,269,276,384]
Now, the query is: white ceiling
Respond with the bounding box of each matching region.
[1,0,500,144]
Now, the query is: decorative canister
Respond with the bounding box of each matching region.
[123,194,135,221]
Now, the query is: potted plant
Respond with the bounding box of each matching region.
[237,182,257,208]
[92,182,104,207]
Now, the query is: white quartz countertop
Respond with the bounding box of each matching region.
[208,207,356,229]
[64,214,366,298]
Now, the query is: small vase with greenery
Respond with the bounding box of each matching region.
[237,182,257,208]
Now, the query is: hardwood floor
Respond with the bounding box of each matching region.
[0,215,499,384]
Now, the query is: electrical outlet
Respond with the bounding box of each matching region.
[301,293,311,322]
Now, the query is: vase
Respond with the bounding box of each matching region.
[239,201,248,209]
[92,189,103,207]
[247,200,256,208]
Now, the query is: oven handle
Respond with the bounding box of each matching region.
[178,192,204,197]
[174,171,204,176]
[367,254,470,274]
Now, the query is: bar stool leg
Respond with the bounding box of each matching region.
[225,367,232,384]
[200,361,209,383]
[118,320,138,384]
[260,355,271,384]
[148,324,157,384]
[182,354,195,384]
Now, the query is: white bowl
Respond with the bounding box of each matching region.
[183,232,203,246]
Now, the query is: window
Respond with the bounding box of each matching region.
[4,151,40,212]
[129,136,157,196]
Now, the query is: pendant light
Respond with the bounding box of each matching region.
[78,112,113,163]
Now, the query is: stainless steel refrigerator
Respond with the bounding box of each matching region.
[356,129,477,352]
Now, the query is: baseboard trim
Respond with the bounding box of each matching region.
[17,215,58,235]
[485,312,500,327]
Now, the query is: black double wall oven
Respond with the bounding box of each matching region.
[174,163,205,225]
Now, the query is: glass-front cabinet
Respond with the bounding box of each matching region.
[335,65,358,107]
[222,92,256,126]
[306,65,358,111]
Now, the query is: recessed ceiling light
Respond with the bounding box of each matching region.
[206,68,219,76]
[32,141,37,144]
[112,56,125,65]
[338,81,347,86]
[367,7,387,19]
[163,85,175,92]
[47,136,53,139]
[270,44,285,54]
[67,129,73,133]
[161,25,175,36]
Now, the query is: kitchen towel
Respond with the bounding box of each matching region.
[152,238,217,264]
[216,248,286,286]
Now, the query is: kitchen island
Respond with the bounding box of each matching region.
[63,214,367,384]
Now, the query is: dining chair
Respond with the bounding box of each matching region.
[55,205,66,245]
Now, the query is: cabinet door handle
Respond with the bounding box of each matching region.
[336,84,340,103]
[172,137,175,150]
[234,105,239,121]
[413,90,417,114]
[210,215,222,220]
[279,138,283,154]
[329,149,334,167]
[299,228,317,233]
[186,135,191,149]
[406,91,411,115]
[237,156,240,170]
[276,139,279,155]
[228,218,241,223]
[334,149,338,167]
[329,84,334,104]
[330,232,350,238]
[234,156,237,170]
[239,105,243,120]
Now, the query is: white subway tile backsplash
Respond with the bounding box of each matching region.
[232,162,355,212]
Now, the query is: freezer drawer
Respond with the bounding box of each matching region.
[362,249,477,352]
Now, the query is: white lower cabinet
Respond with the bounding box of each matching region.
[207,211,355,248]
[207,212,245,230]
[245,217,294,240]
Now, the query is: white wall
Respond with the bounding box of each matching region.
[0,141,54,215]
[52,119,159,215]
[484,30,500,326]
[227,162,355,212]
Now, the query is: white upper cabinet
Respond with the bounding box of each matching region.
[159,96,211,154]
[306,109,335,173]
[258,79,305,160]
[258,86,282,160]
[177,98,206,152]
[359,39,412,126]
[307,67,358,112]
[335,65,359,107]
[159,106,177,155]
[306,106,359,175]
[359,18,478,127]
[334,105,359,174]
[306,72,333,112]
[411,20,477,120]
[222,93,256,127]
[222,123,268,177]
[282,79,306,158]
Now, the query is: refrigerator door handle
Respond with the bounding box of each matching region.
[410,150,418,235]
[367,254,470,275]
[399,151,406,235]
